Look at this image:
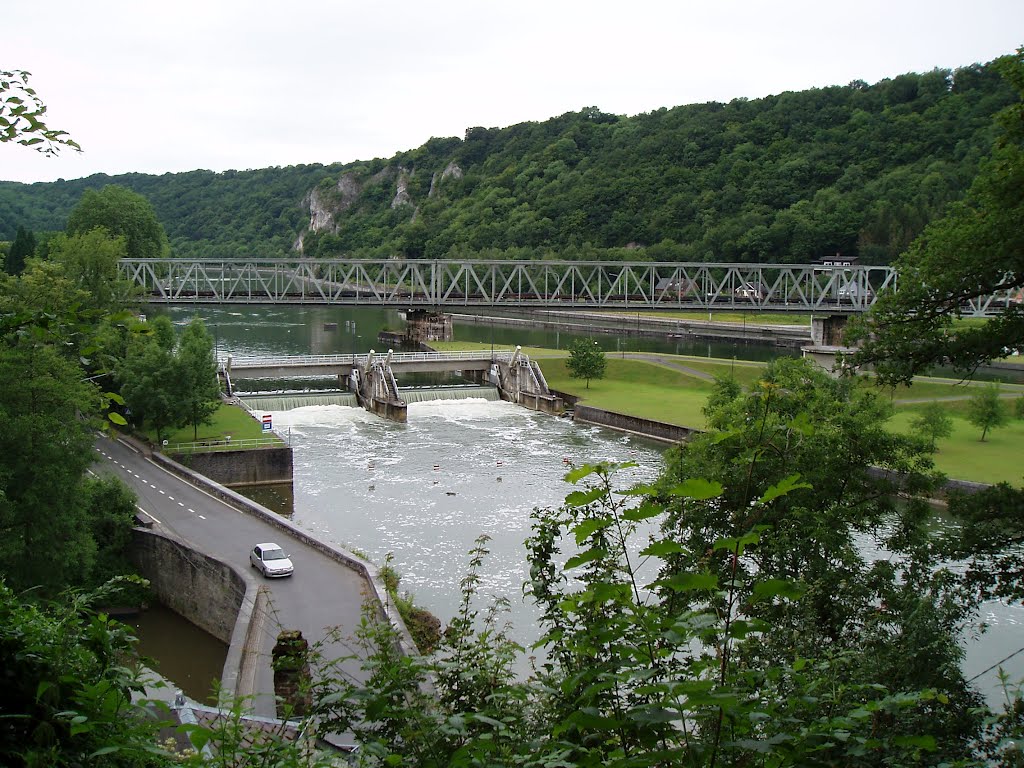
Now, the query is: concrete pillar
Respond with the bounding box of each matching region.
[404,309,452,343]
[803,315,857,377]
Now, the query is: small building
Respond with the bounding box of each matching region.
[816,253,859,268]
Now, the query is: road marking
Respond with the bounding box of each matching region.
[198,514,206,520]
[158,489,166,495]
[187,508,196,513]
[150,484,157,488]
[136,505,161,524]
[168,496,175,501]
[122,441,141,454]
[178,502,184,507]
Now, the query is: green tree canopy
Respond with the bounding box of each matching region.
[852,49,1024,383]
[66,185,170,260]
[47,228,137,313]
[966,382,1009,441]
[566,338,606,388]
[5,224,35,276]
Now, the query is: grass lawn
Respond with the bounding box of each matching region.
[429,340,567,359]
[428,340,1023,485]
[539,357,713,427]
[142,403,274,448]
[888,408,1024,486]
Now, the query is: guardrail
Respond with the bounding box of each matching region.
[163,436,285,454]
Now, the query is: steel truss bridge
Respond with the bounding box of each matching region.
[119,258,1016,316]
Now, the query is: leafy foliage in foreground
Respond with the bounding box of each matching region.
[0,578,166,768]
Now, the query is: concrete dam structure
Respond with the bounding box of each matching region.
[221,349,563,422]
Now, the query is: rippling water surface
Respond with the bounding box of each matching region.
[267,398,664,651]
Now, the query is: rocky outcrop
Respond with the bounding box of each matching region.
[391,169,413,209]
[428,161,463,198]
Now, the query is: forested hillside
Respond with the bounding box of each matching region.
[0,58,1015,264]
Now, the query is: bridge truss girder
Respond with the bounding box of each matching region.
[118,258,1014,316]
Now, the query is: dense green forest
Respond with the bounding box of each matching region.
[0,58,1015,264]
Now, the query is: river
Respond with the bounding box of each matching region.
[145,303,1022,705]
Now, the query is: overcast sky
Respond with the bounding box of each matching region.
[3,1,1022,184]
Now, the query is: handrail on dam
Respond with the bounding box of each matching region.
[222,350,517,370]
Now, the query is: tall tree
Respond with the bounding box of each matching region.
[851,49,1024,383]
[650,358,981,755]
[177,317,221,440]
[66,185,170,261]
[566,338,607,389]
[0,342,100,593]
[117,332,180,444]
[966,382,1008,441]
[47,228,137,313]
[5,225,35,276]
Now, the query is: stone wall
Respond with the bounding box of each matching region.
[129,529,253,699]
[170,446,293,487]
[573,404,695,444]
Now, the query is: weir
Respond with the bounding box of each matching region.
[226,349,562,422]
[240,385,500,412]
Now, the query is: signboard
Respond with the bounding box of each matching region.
[261,414,272,433]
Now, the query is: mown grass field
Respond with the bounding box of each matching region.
[142,403,273,447]
[887,408,1024,485]
[432,340,1024,485]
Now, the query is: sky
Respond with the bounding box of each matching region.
[3,1,1022,184]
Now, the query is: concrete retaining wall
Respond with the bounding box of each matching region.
[129,528,253,700]
[146,447,419,660]
[170,446,293,487]
[451,310,810,347]
[573,404,696,444]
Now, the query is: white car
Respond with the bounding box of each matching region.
[250,543,294,577]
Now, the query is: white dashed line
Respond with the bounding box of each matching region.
[178,502,184,507]
[198,515,206,520]
[168,496,175,501]
[136,505,161,524]
[187,508,195,514]
[150,484,157,489]
[158,489,166,495]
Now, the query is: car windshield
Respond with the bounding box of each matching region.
[264,550,288,561]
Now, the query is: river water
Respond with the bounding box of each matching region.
[146,304,1022,705]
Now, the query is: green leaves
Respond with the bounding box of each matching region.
[758,473,812,505]
[666,477,723,500]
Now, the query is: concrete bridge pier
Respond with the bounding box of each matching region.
[801,315,859,376]
[403,309,453,344]
[353,349,408,423]
[490,346,564,415]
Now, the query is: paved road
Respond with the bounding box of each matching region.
[93,436,370,716]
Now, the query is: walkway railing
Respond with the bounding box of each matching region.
[163,436,284,454]
[223,350,515,369]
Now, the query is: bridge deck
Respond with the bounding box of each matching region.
[122,258,1019,317]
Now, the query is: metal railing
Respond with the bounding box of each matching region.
[162,436,284,454]
[223,350,515,369]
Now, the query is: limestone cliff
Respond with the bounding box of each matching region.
[297,160,463,253]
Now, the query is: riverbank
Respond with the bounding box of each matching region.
[450,308,811,348]
[430,340,1024,487]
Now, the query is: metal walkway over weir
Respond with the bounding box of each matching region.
[222,350,517,380]
[222,349,563,421]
